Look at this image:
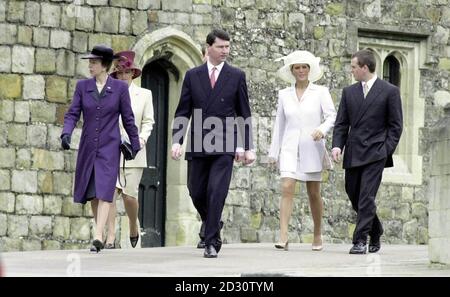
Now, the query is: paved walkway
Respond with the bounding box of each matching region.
[2,243,449,277]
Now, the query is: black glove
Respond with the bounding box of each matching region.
[61,134,71,150]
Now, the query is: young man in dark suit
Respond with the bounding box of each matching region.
[171,29,255,258]
[332,49,403,254]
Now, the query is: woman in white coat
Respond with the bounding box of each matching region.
[104,50,154,249]
[268,50,336,251]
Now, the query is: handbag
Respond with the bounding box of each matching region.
[118,140,135,188]
[120,140,134,161]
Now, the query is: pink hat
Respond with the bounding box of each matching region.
[111,50,142,79]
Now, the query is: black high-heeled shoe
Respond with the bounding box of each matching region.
[91,239,104,253]
[130,234,139,248]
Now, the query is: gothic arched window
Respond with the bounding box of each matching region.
[383,55,401,87]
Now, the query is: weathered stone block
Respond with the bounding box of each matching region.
[119,9,131,34]
[40,3,60,28]
[74,6,94,32]
[32,148,65,170]
[0,46,11,72]
[0,148,16,168]
[7,1,25,22]
[56,50,75,76]
[16,148,31,169]
[30,101,56,123]
[53,172,73,196]
[0,122,6,147]
[42,240,61,250]
[46,76,68,103]
[70,217,91,240]
[7,215,29,237]
[0,100,14,121]
[95,7,119,33]
[0,213,7,236]
[35,48,56,73]
[25,1,40,26]
[53,216,71,239]
[0,74,21,99]
[23,240,42,251]
[73,31,88,53]
[111,0,137,9]
[14,101,30,123]
[8,124,27,146]
[0,24,17,44]
[42,195,61,215]
[76,57,90,78]
[240,226,257,242]
[88,33,112,50]
[50,30,71,49]
[86,0,108,5]
[226,190,250,207]
[162,0,193,11]
[12,170,38,193]
[403,219,418,243]
[0,237,23,252]
[16,194,43,214]
[27,125,47,148]
[23,75,46,100]
[11,45,34,74]
[62,197,83,217]
[138,0,161,10]
[61,4,76,31]
[17,26,32,45]
[111,35,135,53]
[132,11,148,35]
[325,3,344,16]
[29,215,53,236]
[38,171,53,194]
[0,192,15,213]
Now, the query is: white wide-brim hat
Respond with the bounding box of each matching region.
[276,50,323,83]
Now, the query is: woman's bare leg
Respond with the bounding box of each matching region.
[306,181,323,245]
[279,178,296,243]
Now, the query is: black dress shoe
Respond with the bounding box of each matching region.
[204,245,218,258]
[349,242,367,254]
[91,239,104,253]
[369,238,381,253]
[197,239,205,249]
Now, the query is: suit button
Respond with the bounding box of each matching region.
[96,117,99,121]
[96,106,100,110]
[363,140,368,145]
[94,138,98,141]
[221,98,224,102]
[95,128,99,131]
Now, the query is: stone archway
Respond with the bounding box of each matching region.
[132,27,203,246]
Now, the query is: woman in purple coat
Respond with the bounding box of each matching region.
[61,45,140,253]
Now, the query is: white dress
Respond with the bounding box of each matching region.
[268,83,336,181]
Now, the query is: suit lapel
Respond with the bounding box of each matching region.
[197,63,212,104]
[353,78,383,126]
[86,78,100,101]
[206,62,231,110]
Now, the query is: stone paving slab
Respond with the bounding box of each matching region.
[2,243,450,277]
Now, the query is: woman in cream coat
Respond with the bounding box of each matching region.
[104,50,154,249]
[268,50,336,251]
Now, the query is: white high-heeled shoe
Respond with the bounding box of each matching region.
[312,236,323,251]
[274,241,289,251]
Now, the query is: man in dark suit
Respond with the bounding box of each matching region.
[332,49,403,254]
[171,29,255,258]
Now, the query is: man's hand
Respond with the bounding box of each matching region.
[243,150,256,165]
[331,147,341,163]
[171,143,183,160]
[235,151,245,162]
[311,129,324,141]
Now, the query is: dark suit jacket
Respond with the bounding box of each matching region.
[172,62,253,159]
[332,78,403,169]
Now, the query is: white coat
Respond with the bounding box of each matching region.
[119,82,155,168]
[268,83,336,173]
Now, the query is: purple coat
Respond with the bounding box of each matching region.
[62,77,140,204]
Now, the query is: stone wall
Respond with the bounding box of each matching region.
[428,102,450,265]
[1,0,449,251]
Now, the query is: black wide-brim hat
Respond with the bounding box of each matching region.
[82,45,119,61]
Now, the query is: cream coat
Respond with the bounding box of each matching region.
[120,82,154,168]
[268,83,336,173]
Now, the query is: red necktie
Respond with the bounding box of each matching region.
[210,67,216,88]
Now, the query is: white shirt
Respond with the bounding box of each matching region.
[362,74,377,94]
[207,60,224,81]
